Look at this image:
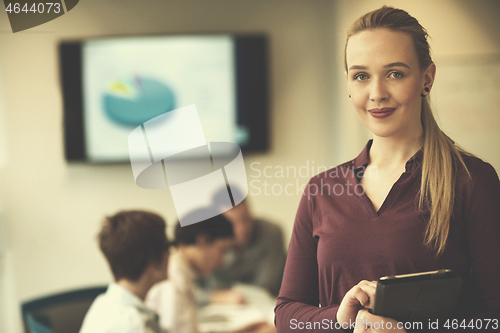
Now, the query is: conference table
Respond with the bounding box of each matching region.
[197,283,276,333]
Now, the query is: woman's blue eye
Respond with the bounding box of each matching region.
[389,72,403,78]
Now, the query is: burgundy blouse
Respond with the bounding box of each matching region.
[275,141,500,332]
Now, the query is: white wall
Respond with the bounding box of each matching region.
[0,50,18,333]
[0,1,499,332]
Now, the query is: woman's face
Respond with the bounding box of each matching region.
[345,28,434,140]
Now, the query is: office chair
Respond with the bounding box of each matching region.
[21,286,107,333]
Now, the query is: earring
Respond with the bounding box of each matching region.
[421,87,430,97]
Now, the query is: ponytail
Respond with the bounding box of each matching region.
[420,98,469,255]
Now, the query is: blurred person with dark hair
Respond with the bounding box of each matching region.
[146,210,235,333]
[80,210,170,333]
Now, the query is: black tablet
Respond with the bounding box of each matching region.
[370,269,462,322]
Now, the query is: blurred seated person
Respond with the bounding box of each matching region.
[80,210,170,333]
[204,188,287,302]
[145,210,235,333]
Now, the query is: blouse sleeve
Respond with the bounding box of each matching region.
[274,180,344,333]
[461,160,500,328]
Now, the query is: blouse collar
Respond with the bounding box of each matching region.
[352,140,424,173]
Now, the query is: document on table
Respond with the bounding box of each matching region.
[197,283,276,333]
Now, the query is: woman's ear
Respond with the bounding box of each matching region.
[423,62,436,90]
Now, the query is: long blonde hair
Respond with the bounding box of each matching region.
[344,6,470,255]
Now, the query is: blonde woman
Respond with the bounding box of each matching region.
[275,6,500,333]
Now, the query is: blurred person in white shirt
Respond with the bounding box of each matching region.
[146,210,234,333]
[80,210,170,333]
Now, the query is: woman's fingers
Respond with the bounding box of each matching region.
[354,309,407,333]
[351,280,377,308]
[337,280,378,324]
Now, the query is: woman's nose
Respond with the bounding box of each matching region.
[369,79,389,101]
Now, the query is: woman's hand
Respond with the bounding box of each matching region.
[337,280,377,326]
[353,309,406,333]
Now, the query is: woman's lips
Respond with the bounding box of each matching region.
[368,108,396,119]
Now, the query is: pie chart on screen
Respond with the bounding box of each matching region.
[103,76,176,127]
